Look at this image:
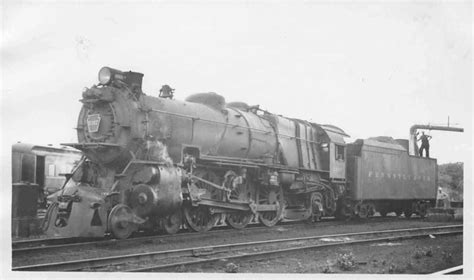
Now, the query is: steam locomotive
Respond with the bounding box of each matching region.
[43,67,437,239]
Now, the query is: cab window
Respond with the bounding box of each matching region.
[48,164,56,177]
[335,145,345,161]
[21,154,35,182]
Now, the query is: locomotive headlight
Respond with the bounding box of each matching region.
[98,66,125,85]
[98,67,113,85]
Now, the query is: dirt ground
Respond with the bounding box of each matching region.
[190,234,463,274]
[13,217,463,275]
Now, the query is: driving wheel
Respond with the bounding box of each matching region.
[183,205,219,232]
[226,181,253,229]
[257,185,283,227]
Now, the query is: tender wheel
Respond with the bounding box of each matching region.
[257,185,283,227]
[357,204,368,219]
[418,203,428,218]
[161,210,182,235]
[379,209,388,217]
[183,205,219,232]
[404,209,413,219]
[395,209,403,217]
[367,203,376,217]
[108,204,135,239]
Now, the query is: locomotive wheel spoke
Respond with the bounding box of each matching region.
[183,205,218,232]
[108,204,135,239]
[257,185,283,227]
[226,211,253,229]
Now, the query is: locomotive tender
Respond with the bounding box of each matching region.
[43,67,436,239]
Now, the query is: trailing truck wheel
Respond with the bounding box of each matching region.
[310,192,324,222]
[161,210,182,235]
[335,198,352,220]
[108,204,135,239]
[257,185,283,227]
[335,206,351,220]
[183,205,219,232]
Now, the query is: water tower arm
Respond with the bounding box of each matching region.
[408,124,464,156]
[409,125,464,135]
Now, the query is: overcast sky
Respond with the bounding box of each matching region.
[2,0,472,165]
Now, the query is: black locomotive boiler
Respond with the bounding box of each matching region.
[43,67,437,239]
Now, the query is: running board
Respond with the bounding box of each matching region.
[61,142,123,151]
[192,198,279,212]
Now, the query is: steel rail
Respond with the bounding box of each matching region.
[12,237,97,250]
[12,216,417,253]
[130,230,462,272]
[12,219,309,254]
[12,224,462,272]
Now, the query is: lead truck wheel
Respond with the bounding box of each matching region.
[161,210,183,235]
[108,204,135,239]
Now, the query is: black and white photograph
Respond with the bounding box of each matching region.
[1,0,471,277]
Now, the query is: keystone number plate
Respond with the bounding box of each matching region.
[87,114,101,133]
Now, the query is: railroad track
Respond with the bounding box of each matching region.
[13,224,462,272]
[12,215,416,255]
[12,219,302,255]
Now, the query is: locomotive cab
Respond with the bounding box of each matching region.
[318,125,349,181]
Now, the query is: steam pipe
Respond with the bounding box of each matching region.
[409,124,464,156]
